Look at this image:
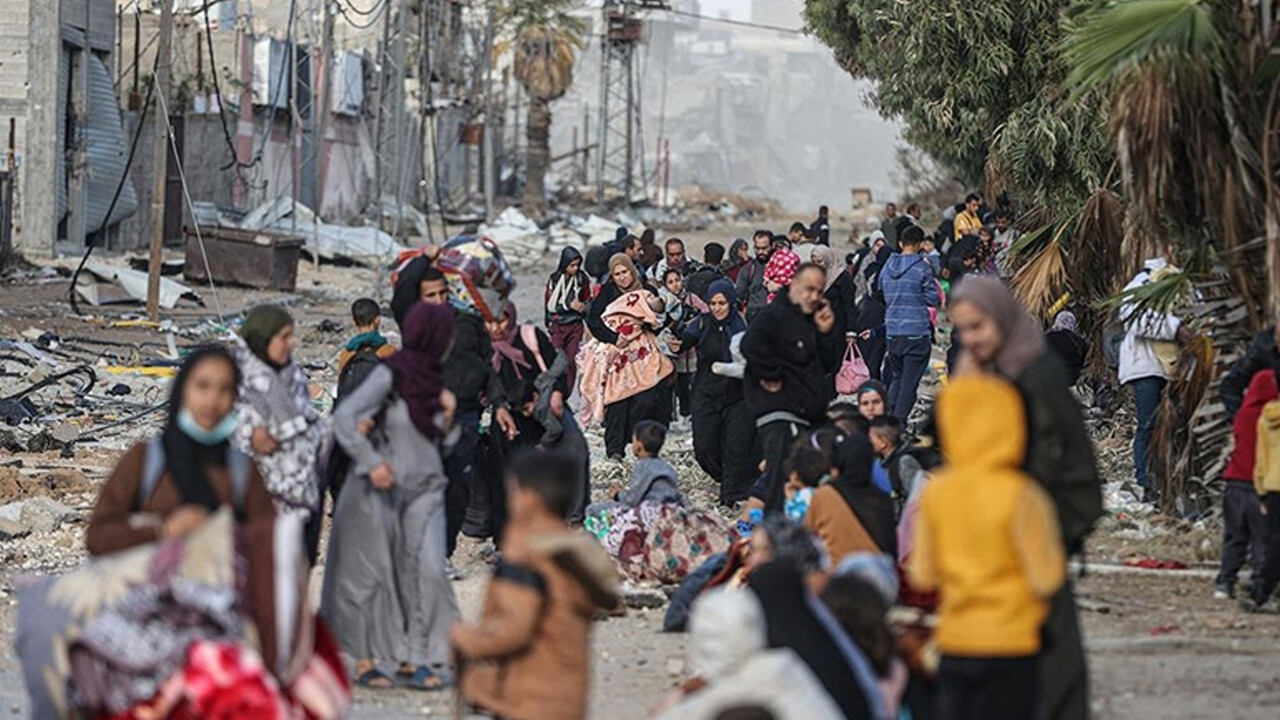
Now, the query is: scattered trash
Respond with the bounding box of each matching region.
[1123,557,1190,571]
[1149,625,1181,636]
[236,197,405,264]
[316,319,344,334]
[107,383,132,396]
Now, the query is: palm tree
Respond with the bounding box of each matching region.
[498,0,586,219]
[1061,0,1280,512]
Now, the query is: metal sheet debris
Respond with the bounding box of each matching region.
[76,264,201,310]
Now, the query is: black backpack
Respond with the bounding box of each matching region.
[336,345,383,407]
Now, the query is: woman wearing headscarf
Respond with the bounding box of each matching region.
[804,432,897,562]
[1046,310,1088,386]
[87,345,276,554]
[854,242,892,381]
[544,247,591,392]
[725,238,751,282]
[322,301,461,691]
[583,254,671,459]
[855,380,889,421]
[762,248,801,304]
[675,279,754,505]
[950,276,1102,720]
[488,302,590,527]
[232,305,324,561]
[810,245,857,337]
[33,348,346,720]
[748,560,885,720]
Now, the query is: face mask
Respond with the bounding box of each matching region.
[784,487,814,522]
[178,409,239,446]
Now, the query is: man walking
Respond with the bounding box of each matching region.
[881,226,939,421]
[736,230,775,322]
[741,264,844,510]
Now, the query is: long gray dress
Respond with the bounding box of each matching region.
[320,365,459,668]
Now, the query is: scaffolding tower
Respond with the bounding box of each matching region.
[595,0,667,207]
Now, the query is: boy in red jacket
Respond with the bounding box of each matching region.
[1215,369,1278,599]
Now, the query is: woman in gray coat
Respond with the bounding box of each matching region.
[321,301,460,691]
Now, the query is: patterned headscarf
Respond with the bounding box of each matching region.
[764,248,801,302]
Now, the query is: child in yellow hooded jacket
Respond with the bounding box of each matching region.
[909,375,1065,720]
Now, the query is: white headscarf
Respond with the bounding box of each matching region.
[688,588,767,680]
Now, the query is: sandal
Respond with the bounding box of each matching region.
[400,665,448,691]
[355,668,394,689]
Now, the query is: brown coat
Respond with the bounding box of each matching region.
[454,520,617,720]
[86,441,277,556]
[804,485,883,560]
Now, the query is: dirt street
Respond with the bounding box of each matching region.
[0,223,1276,720]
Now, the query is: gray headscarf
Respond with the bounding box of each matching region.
[951,275,1047,378]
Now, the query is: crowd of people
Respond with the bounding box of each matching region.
[19,191,1280,720]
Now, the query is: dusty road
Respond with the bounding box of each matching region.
[0,221,1276,719]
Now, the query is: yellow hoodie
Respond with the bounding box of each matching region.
[909,375,1066,657]
[1254,401,1280,495]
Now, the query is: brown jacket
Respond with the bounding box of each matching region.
[455,521,618,720]
[86,441,277,557]
[336,342,396,376]
[804,485,883,560]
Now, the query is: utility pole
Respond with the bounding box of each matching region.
[146,0,175,320]
[314,0,336,267]
[482,2,496,219]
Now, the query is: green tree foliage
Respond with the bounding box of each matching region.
[804,0,1111,212]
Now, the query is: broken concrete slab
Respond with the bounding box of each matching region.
[0,517,29,540]
[76,263,201,310]
[18,496,80,533]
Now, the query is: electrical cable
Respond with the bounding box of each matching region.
[335,2,388,32]
[338,0,386,17]
[69,61,156,316]
[661,8,807,35]
[202,2,257,174]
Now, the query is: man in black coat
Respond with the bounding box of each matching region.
[741,264,844,511]
[1221,323,1280,419]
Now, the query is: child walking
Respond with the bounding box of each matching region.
[453,451,619,720]
[1247,372,1280,613]
[336,298,396,383]
[1215,369,1276,600]
[909,375,1065,720]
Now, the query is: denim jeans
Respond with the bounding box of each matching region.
[1129,376,1167,492]
[886,336,932,421]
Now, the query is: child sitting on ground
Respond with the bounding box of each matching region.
[453,451,619,720]
[586,421,683,517]
[909,375,1065,720]
[336,298,396,381]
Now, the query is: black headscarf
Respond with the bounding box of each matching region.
[748,560,873,720]
[832,433,898,556]
[162,346,242,512]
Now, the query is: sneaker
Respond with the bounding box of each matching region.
[1239,595,1280,614]
[1214,583,1234,600]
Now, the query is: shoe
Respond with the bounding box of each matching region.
[445,559,465,581]
[1238,595,1280,614]
[1214,583,1234,600]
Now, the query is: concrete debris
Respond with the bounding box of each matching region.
[0,496,79,534]
[480,207,546,267]
[620,581,668,609]
[0,517,30,540]
[376,195,432,239]
[238,197,406,264]
[76,264,201,310]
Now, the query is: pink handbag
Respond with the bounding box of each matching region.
[835,343,871,395]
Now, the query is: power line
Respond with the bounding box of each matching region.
[335,0,387,30]
[661,8,808,36]
[338,0,385,16]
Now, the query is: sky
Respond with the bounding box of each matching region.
[698,0,750,21]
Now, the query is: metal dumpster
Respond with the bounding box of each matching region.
[183,227,303,291]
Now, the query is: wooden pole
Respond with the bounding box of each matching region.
[147,0,174,321]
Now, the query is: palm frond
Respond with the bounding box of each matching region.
[1099,268,1192,319]
[1062,0,1223,96]
[1011,237,1069,321]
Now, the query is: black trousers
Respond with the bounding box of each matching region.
[1253,493,1280,603]
[1041,581,1089,720]
[691,390,756,505]
[937,655,1037,720]
[1218,481,1268,590]
[604,379,673,459]
[673,371,694,419]
[444,410,481,557]
[757,419,807,512]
